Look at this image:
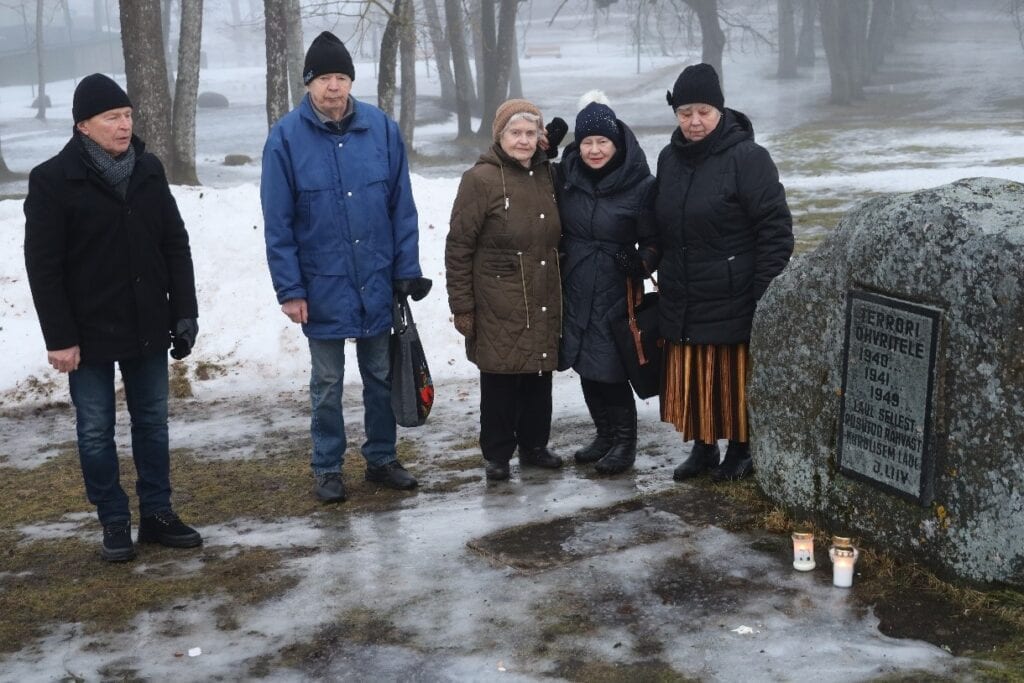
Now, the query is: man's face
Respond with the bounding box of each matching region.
[76,107,133,156]
[307,73,352,120]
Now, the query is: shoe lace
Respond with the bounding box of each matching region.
[151,510,181,526]
[104,520,130,536]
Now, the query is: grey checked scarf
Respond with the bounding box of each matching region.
[79,133,136,198]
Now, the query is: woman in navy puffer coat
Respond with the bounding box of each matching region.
[557,97,658,475]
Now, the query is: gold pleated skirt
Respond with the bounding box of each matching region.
[660,342,749,443]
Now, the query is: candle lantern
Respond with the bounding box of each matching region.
[791,532,815,571]
[829,536,859,588]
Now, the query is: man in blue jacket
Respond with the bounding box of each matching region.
[261,31,430,503]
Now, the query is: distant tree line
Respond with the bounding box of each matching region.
[5,0,1019,184]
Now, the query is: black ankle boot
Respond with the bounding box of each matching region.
[595,405,637,475]
[672,440,720,481]
[575,385,613,464]
[485,459,511,481]
[711,441,753,481]
[519,446,563,469]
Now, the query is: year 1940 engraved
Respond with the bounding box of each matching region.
[838,291,941,505]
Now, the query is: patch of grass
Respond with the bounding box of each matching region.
[0,539,297,653]
[169,362,193,399]
[193,361,228,381]
[272,607,415,675]
[551,659,698,683]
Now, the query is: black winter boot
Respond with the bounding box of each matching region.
[595,404,637,475]
[672,440,721,481]
[575,387,613,465]
[519,446,563,469]
[485,459,511,481]
[711,441,753,482]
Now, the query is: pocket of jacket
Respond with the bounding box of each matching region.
[726,252,755,296]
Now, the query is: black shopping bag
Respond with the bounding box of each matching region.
[611,277,662,399]
[390,295,434,427]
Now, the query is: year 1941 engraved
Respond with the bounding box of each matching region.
[838,291,941,505]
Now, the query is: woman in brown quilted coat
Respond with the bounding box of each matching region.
[446,99,564,482]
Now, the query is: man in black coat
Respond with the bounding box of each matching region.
[24,74,202,562]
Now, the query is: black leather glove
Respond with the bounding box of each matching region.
[394,277,432,302]
[544,117,568,159]
[614,248,645,277]
[170,318,198,360]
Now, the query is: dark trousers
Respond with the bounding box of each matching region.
[479,371,552,463]
[580,376,635,409]
[68,352,171,526]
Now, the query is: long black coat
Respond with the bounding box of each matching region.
[24,134,197,364]
[557,123,657,383]
[654,109,793,345]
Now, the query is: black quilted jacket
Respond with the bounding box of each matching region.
[654,109,793,345]
[556,122,657,383]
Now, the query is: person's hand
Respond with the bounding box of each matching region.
[453,312,475,338]
[282,298,308,324]
[48,345,80,373]
[542,117,568,159]
[170,318,198,360]
[394,277,433,302]
[614,248,646,277]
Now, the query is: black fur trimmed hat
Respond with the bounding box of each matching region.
[303,31,355,84]
[666,63,724,110]
[73,74,131,123]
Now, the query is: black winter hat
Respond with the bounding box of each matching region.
[73,73,132,123]
[666,63,724,110]
[574,101,624,149]
[303,31,355,84]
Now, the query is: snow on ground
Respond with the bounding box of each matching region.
[0,3,1021,679]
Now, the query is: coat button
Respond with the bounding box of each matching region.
[347,191,353,197]
[354,239,360,244]
[338,142,343,148]
[539,213,545,219]
[541,306,547,312]
[529,170,534,176]
[540,260,546,266]
[542,352,548,358]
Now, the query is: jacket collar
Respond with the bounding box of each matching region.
[300,93,370,133]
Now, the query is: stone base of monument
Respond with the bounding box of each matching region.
[749,177,1024,587]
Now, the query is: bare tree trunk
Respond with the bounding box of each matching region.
[162,0,176,89]
[398,0,416,148]
[0,134,16,181]
[797,0,815,66]
[494,0,517,100]
[470,0,486,117]
[777,0,798,78]
[264,0,290,128]
[35,0,46,121]
[378,0,401,119]
[230,0,242,24]
[444,0,474,138]
[121,0,174,165]
[422,0,456,103]
[682,0,724,83]
[94,0,106,30]
[477,0,497,137]
[866,0,893,73]
[172,0,202,185]
[284,0,304,107]
[508,27,522,99]
[844,0,868,93]
[820,0,854,104]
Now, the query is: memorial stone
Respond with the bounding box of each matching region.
[748,178,1024,586]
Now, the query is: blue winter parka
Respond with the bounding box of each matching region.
[261,95,422,340]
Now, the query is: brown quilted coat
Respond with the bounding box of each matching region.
[446,144,562,374]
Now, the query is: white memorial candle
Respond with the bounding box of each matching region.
[792,532,816,571]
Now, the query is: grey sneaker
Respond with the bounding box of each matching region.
[314,472,347,502]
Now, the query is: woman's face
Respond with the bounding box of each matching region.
[500,118,540,167]
[675,103,721,142]
[579,136,616,170]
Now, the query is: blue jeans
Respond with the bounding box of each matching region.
[308,332,396,474]
[68,353,171,526]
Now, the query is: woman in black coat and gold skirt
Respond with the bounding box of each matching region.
[654,63,794,482]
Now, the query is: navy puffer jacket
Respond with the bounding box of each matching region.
[557,122,657,383]
[654,109,793,345]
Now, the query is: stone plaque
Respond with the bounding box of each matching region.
[838,291,941,505]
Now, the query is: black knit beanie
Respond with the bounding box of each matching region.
[73,74,132,123]
[574,102,624,149]
[666,63,724,110]
[303,31,355,84]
